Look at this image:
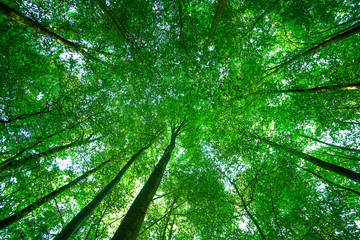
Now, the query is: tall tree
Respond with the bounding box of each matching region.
[54,136,158,240]
[256,135,360,182]
[0,158,114,229]
[111,119,187,240]
[1,0,360,239]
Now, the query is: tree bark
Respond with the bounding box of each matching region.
[256,135,360,182]
[231,181,266,240]
[111,122,185,240]
[0,2,97,61]
[54,141,154,240]
[240,0,280,39]
[0,159,113,229]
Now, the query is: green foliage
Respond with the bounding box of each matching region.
[1,0,360,239]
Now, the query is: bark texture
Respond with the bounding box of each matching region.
[1,137,99,173]
[207,0,227,45]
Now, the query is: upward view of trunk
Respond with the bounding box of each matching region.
[1,137,100,173]
[244,82,360,97]
[54,141,154,240]
[0,106,53,124]
[0,158,113,229]
[0,2,97,61]
[296,164,360,196]
[240,0,280,39]
[111,121,186,240]
[256,135,360,182]
[231,181,266,240]
[301,135,360,153]
[206,0,227,45]
[2,120,86,167]
[265,21,360,77]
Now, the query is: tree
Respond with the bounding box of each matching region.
[1,0,360,239]
[112,120,186,239]
[54,136,157,240]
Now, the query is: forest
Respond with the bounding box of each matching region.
[1,0,360,239]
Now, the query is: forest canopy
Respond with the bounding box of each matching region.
[1,0,360,239]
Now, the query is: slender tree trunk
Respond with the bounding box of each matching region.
[0,2,97,61]
[231,181,266,240]
[0,106,53,124]
[265,21,360,77]
[160,198,177,240]
[244,82,360,97]
[2,120,85,165]
[256,135,360,182]
[0,159,113,229]
[206,0,227,45]
[301,135,360,153]
[93,0,128,44]
[322,152,360,162]
[1,137,100,173]
[54,142,154,240]
[296,164,360,196]
[111,122,185,240]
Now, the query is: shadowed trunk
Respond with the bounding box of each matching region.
[54,140,154,240]
[244,83,360,97]
[0,158,113,229]
[296,164,360,196]
[0,2,97,60]
[301,135,360,153]
[1,137,100,173]
[111,121,186,240]
[256,135,360,182]
[265,21,360,77]
[206,0,227,45]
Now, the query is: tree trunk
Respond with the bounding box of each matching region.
[265,21,360,77]
[1,137,100,173]
[0,158,112,229]
[160,198,177,240]
[244,82,360,97]
[296,164,360,196]
[54,142,153,240]
[231,181,266,240]
[301,135,360,153]
[111,122,184,240]
[206,0,227,45]
[256,135,360,182]
[2,120,85,166]
[0,2,97,61]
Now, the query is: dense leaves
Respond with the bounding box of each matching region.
[1,0,360,239]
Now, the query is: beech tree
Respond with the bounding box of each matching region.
[1,0,360,239]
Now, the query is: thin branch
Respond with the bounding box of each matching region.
[54,198,65,227]
[231,181,266,240]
